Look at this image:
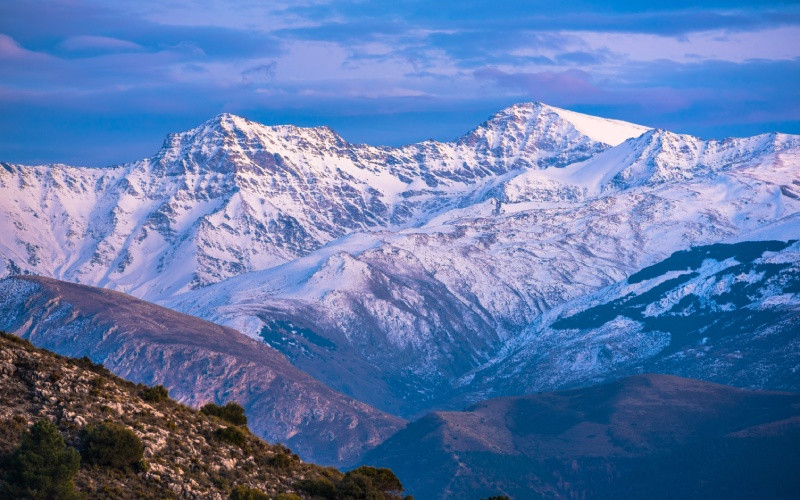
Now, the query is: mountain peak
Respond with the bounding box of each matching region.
[540,103,651,146]
[206,112,251,130]
[466,101,650,150]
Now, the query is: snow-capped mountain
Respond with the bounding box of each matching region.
[0,102,641,300]
[2,103,798,417]
[166,128,800,415]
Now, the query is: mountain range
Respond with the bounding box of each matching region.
[1,102,799,497]
[5,102,796,416]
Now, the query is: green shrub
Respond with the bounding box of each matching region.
[229,484,269,499]
[347,466,404,494]
[212,476,230,492]
[73,356,112,377]
[81,422,144,469]
[275,493,302,500]
[269,452,293,468]
[214,426,249,451]
[337,473,382,500]
[201,402,248,426]
[295,477,336,498]
[0,331,35,349]
[139,384,169,402]
[3,420,82,499]
[337,466,407,500]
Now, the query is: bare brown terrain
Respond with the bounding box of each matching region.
[0,275,404,466]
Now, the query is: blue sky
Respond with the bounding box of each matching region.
[1,0,799,166]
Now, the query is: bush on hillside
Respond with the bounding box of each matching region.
[338,466,409,500]
[294,477,337,498]
[201,402,248,426]
[214,426,249,452]
[81,422,144,469]
[229,484,270,499]
[139,384,169,403]
[274,493,302,500]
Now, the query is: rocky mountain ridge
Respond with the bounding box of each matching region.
[165,126,800,416]
[0,102,642,298]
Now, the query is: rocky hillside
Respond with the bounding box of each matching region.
[0,275,403,466]
[0,332,409,499]
[363,374,800,499]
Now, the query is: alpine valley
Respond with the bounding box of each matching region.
[1,103,799,498]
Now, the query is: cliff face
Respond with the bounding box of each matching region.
[0,275,403,466]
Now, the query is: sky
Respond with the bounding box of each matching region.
[1,0,799,166]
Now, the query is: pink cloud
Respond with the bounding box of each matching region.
[58,35,144,53]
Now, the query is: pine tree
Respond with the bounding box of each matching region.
[3,420,82,499]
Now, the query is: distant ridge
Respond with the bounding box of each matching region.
[363,374,800,499]
[0,275,403,465]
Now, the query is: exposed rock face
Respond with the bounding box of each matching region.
[0,102,639,298]
[0,275,403,466]
[0,332,361,499]
[363,374,800,499]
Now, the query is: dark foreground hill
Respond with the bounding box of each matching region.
[0,275,403,466]
[0,332,410,499]
[364,374,800,499]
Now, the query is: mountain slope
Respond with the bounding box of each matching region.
[167,130,800,416]
[0,332,383,499]
[363,374,800,499]
[2,104,798,418]
[449,238,800,407]
[0,275,403,465]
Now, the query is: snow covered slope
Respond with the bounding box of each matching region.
[167,130,800,416]
[2,103,798,417]
[0,103,643,301]
[446,238,800,408]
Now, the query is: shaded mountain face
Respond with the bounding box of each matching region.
[363,374,800,500]
[0,275,403,466]
[2,103,799,418]
[448,238,800,407]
